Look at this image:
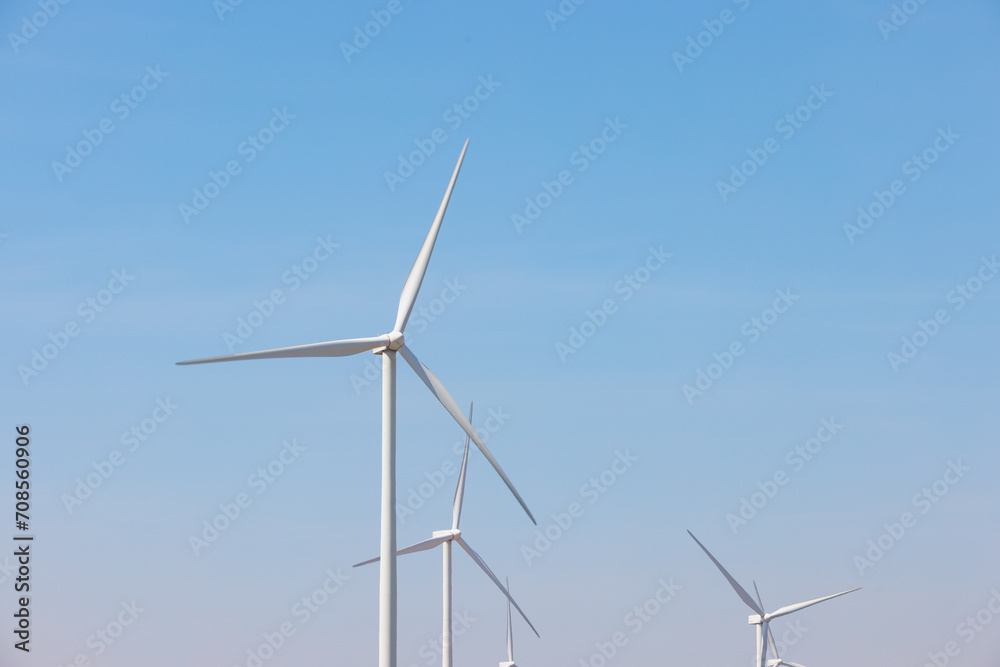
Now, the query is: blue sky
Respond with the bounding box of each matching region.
[3,0,1000,665]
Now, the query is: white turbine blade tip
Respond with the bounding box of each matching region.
[687,531,764,615]
[399,344,536,524]
[393,141,470,333]
[457,537,540,637]
[452,402,472,530]
[768,587,861,619]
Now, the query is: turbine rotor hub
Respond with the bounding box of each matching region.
[386,330,404,350]
[374,330,405,354]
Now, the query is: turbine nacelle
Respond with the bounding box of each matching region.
[432,528,461,540]
[749,614,763,625]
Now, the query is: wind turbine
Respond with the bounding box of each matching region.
[687,531,859,667]
[499,576,517,667]
[753,582,807,667]
[353,404,538,667]
[177,140,536,667]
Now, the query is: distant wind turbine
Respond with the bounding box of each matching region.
[178,140,535,667]
[354,404,538,667]
[753,582,808,667]
[687,531,859,667]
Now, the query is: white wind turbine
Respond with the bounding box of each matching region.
[752,582,808,667]
[177,140,535,667]
[687,531,859,667]
[353,403,538,667]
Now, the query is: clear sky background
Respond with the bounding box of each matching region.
[3,1,1000,665]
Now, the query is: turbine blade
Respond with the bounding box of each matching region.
[177,336,388,365]
[767,623,780,660]
[393,139,470,334]
[687,531,764,615]
[782,662,809,667]
[452,402,472,530]
[352,534,451,567]
[455,536,539,638]
[767,587,861,620]
[399,344,535,524]
[398,534,453,556]
[753,581,766,612]
[754,582,780,660]
[353,554,381,568]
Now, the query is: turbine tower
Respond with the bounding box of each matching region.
[178,140,535,667]
[499,577,517,667]
[354,404,538,667]
[687,531,859,667]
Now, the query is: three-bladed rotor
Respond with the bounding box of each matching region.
[687,531,859,667]
[177,139,534,526]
